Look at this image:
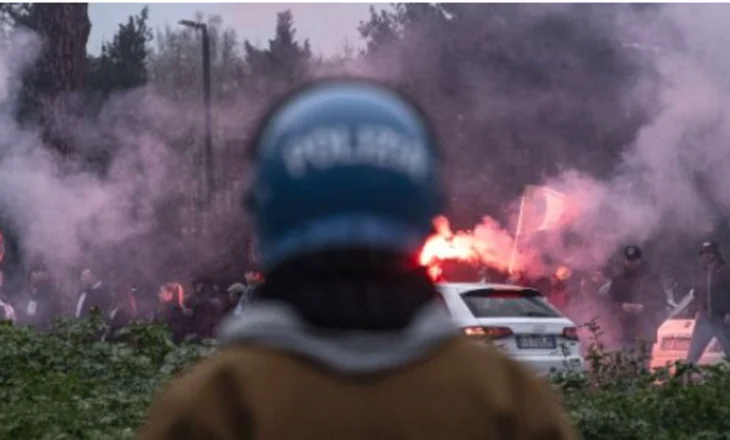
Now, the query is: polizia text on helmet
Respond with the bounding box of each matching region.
[279,124,430,181]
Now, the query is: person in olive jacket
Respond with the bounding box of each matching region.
[136,80,577,440]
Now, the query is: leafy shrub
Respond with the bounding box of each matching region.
[0,316,729,439]
[553,320,730,440]
[0,317,214,440]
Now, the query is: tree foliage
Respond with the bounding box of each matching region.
[86,6,152,98]
[244,10,312,95]
[0,3,34,30]
[358,6,400,56]
[148,13,246,103]
[0,3,91,157]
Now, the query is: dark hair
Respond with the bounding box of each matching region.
[624,245,642,261]
[256,248,439,331]
[698,240,721,256]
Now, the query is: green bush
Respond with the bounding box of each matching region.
[0,318,214,440]
[553,321,730,440]
[0,317,729,440]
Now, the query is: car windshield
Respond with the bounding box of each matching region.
[460,288,561,318]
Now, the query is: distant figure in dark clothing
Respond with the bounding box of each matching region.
[581,270,608,299]
[0,270,15,323]
[227,283,247,316]
[154,282,190,343]
[132,285,157,322]
[108,285,138,329]
[232,271,263,315]
[607,245,666,353]
[185,283,220,340]
[507,270,531,287]
[75,268,113,320]
[686,241,730,364]
[17,264,62,330]
[0,296,14,322]
[579,269,611,325]
[549,266,574,311]
[231,272,263,317]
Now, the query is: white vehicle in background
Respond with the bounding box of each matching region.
[437,282,585,375]
[651,290,726,370]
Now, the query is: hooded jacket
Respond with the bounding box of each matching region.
[136,301,577,440]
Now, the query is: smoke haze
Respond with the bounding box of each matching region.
[0,28,236,290]
[2,4,730,305]
[331,4,730,283]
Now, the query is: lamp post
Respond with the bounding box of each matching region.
[179,19,214,207]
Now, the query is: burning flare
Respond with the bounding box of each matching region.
[419,185,579,282]
[419,215,520,280]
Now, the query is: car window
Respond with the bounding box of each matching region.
[460,289,561,318]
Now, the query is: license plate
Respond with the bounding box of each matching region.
[660,337,691,351]
[517,335,556,349]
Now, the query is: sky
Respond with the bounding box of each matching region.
[87,3,382,58]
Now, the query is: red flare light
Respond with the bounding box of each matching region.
[419,215,520,281]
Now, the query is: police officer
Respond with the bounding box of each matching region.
[606,245,666,355]
[686,241,730,364]
[136,80,576,440]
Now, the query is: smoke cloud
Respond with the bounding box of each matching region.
[0,27,248,295]
[550,4,730,270]
[3,4,730,318]
[330,4,730,284]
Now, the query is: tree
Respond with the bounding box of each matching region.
[0,3,34,29]
[148,13,247,104]
[244,10,312,94]
[86,6,152,98]
[358,6,400,56]
[1,3,91,157]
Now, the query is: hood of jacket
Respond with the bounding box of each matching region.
[217,300,459,375]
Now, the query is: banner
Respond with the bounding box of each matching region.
[518,185,571,235]
[507,185,572,273]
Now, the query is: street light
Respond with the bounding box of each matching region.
[178,19,214,207]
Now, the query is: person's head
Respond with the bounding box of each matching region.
[554,265,572,281]
[227,282,247,301]
[159,282,184,307]
[246,79,444,329]
[244,271,261,284]
[80,268,97,288]
[591,270,604,284]
[698,240,722,267]
[623,245,643,271]
[29,263,49,287]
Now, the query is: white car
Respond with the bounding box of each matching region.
[651,291,726,369]
[437,282,585,375]
[651,319,725,370]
